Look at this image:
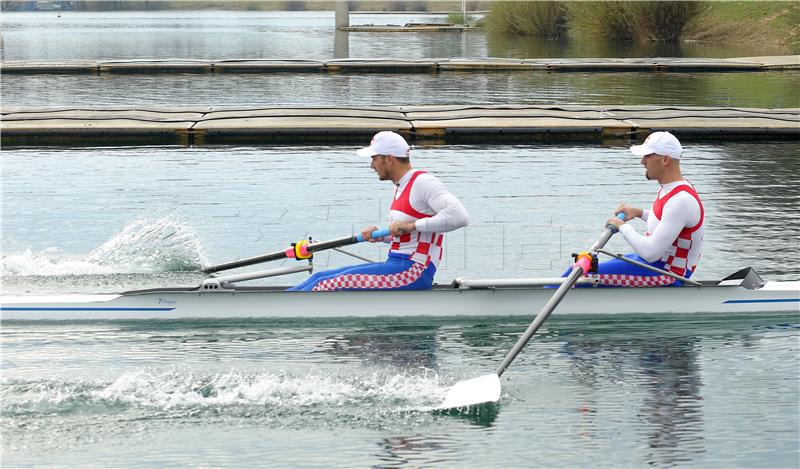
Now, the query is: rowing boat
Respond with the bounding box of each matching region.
[2,268,797,320]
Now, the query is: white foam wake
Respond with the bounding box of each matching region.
[2,368,450,414]
[0,247,115,276]
[1,216,207,276]
[94,369,447,410]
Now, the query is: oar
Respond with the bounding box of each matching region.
[202,228,390,274]
[437,213,625,410]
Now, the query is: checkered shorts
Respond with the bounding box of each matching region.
[597,274,676,287]
[311,262,427,292]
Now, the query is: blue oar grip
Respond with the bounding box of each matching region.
[356,228,390,242]
[607,212,627,233]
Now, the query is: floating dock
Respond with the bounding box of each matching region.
[2,105,797,146]
[2,56,798,74]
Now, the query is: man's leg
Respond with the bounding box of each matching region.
[287,253,434,292]
[560,254,683,287]
[287,263,371,291]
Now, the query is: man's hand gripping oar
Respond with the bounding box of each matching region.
[436,213,626,411]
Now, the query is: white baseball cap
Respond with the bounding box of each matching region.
[630,131,682,159]
[356,131,410,158]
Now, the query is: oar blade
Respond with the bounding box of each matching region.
[436,373,501,410]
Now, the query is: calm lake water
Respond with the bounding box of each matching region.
[2,143,799,292]
[2,314,798,467]
[2,148,799,469]
[2,9,799,469]
[0,10,790,62]
[4,70,799,108]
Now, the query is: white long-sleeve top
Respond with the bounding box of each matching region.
[619,180,704,266]
[393,171,469,233]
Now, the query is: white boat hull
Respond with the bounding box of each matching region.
[2,278,798,320]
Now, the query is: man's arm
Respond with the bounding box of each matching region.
[618,193,699,262]
[413,175,469,233]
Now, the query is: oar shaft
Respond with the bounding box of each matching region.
[438,214,624,410]
[202,229,389,274]
[304,233,366,253]
[590,228,616,252]
[495,263,586,377]
[202,248,291,274]
[494,216,623,377]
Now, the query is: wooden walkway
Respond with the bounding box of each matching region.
[2,105,797,146]
[2,56,798,74]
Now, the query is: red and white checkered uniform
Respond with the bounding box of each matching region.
[289,168,467,292]
[311,263,426,291]
[650,182,704,278]
[593,181,705,287]
[597,273,679,287]
[389,171,444,268]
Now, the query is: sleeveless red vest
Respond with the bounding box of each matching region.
[651,183,704,277]
[390,171,443,267]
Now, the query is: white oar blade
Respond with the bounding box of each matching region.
[437,373,501,410]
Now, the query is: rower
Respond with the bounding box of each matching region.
[288,131,469,291]
[565,131,704,287]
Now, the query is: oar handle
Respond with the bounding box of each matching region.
[576,213,626,272]
[607,212,626,232]
[356,228,390,242]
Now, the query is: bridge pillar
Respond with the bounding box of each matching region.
[335,1,349,29]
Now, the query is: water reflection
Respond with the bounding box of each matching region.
[637,341,704,466]
[485,31,788,59]
[334,29,349,58]
[554,314,799,466]
[2,314,797,467]
[1,11,789,61]
[322,323,439,368]
[563,333,704,466]
[3,71,797,108]
[374,434,458,468]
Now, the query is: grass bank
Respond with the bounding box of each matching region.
[683,2,800,54]
[485,1,799,54]
[485,1,567,39]
[568,1,700,43]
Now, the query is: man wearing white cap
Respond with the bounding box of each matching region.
[289,131,469,291]
[566,131,704,286]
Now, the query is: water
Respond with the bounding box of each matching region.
[2,143,799,294]
[0,11,474,61]
[1,11,788,62]
[2,315,798,467]
[2,11,799,109]
[2,10,799,468]
[4,71,799,108]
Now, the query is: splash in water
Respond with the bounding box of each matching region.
[1,367,450,418]
[1,216,206,276]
